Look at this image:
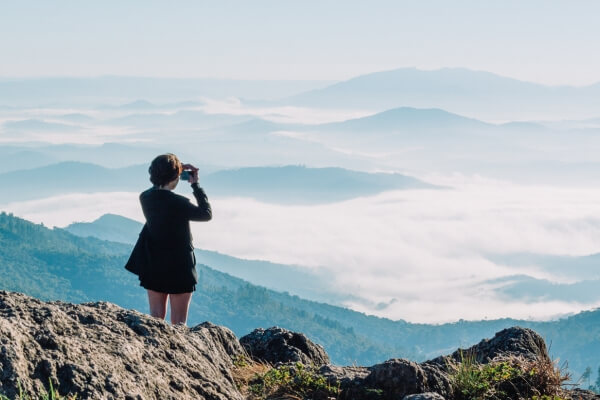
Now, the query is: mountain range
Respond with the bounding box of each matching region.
[0,77,334,107]
[281,67,600,120]
[0,142,202,172]
[0,162,438,204]
[2,69,599,122]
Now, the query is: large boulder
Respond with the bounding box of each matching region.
[326,327,550,400]
[364,359,427,399]
[360,358,451,400]
[427,326,549,369]
[318,364,372,399]
[420,363,453,398]
[318,364,371,387]
[0,291,245,400]
[320,358,451,400]
[240,326,330,366]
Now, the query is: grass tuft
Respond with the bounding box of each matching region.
[0,379,77,400]
[449,351,570,400]
[232,357,339,400]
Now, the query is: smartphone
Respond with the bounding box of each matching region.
[180,170,191,181]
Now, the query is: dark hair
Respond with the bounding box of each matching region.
[149,153,182,186]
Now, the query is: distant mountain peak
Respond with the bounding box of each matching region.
[93,213,142,226]
[284,67,600,120]
[319,106,489,132]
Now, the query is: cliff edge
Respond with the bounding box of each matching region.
[0,291,598,400]
[0,291,245,399]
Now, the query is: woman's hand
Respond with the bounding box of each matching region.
[189,169,199,184]
[182,163,199,184]
[182,163,197,171]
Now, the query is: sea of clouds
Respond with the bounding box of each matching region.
[3,96,600,323]
[4,174,600,323]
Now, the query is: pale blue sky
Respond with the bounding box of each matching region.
[1,0,599,85]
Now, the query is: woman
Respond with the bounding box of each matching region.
[126,153,212,325]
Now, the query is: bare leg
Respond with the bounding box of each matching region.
[169,292,193,325]
[147,289,168,320]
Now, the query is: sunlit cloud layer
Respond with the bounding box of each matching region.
[1,192,143,227]
[199,97,374,124]
[3,178,600,323]
[0,121,141,144]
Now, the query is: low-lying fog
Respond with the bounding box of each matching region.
[4,175,600,323]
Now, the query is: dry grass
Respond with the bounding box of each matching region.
[231,356,338,400]
[519,355,571,397]
[449,352,571,400]
[231,357,272,398]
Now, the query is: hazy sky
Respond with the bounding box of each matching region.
[2,1,600,85]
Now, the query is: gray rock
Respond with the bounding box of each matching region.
[403,393,446,400]
[0,291,567,400]
[318,364,375,400]
[240,326,330,366]
[0,291,245,400]
[420,363,453,399]
[332,327,549,400]
[363,358,427,399]
[427,326,549,369]
[350,358,451,400]
[318,364,371,386]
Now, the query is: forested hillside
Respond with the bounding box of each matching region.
[2,211,600,381]
[0,212,401,365]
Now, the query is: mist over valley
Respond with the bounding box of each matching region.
[2,68,600,325]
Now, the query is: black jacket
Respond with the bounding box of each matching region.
[125,183,212,293]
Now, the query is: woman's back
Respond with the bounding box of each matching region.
[140,187,196,251]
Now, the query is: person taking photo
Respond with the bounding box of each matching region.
[125,153,212,325]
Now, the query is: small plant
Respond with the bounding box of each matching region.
[232,354,250,368]
[0,379,77,400]
[233,360,339,400]
[449,352,569,400]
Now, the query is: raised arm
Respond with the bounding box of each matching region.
[180,183,212,221]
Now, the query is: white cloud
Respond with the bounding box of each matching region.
[0,192,143,227]
[198,97,374,124]
[3,180,600,323]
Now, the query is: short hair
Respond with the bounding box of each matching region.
[149,153,183,186]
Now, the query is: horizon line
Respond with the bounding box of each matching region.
[0,66,598,88]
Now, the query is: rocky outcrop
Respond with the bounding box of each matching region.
[0,291,245,400]
[240,326,330,366]
[316,326,567,400]
[321,357,452,400]
[0,291,594,400]
[427,326,549,369]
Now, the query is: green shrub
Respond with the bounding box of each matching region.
[247,362,339,399]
